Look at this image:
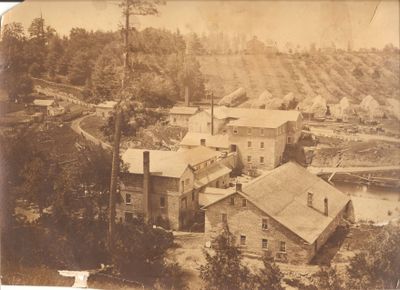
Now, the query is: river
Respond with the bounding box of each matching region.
[333,182,399,201]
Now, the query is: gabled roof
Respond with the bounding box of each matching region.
[199,187,236,207]
[180,132,230,149]
[33,99,55,107]
[170,106,199,115]
[122,146,221,178]
[194,163,232,189]
[96,101,117,109]
[203,162,350,244]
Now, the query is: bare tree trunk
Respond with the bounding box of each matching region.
[108,0,130,252]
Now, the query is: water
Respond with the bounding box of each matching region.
[333,181,400,202]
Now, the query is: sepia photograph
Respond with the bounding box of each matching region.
[0,0,399,289]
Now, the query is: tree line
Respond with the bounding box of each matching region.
[0,18,206,106]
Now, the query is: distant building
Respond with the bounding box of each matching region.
[202,162,354,264]
[117,146,232,230]
[169,106,199,127]
[179,132,231,152]
[188,106,302,170]
[95,101,117,118]
[32,99,65,116]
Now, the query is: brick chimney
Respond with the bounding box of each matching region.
[324,197,329,216]
[307,192,313,207]
[200,138,206,146]
[143,151,151,222]
[236,183,242,192]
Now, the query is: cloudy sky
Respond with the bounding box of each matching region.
[2,0,399,49]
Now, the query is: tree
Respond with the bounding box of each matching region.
[0,22,33,100]
[346,224,400,289]
[199,231,254,290]
[107,0,165,252]
[253,253,284,290]
[19,153,59,216]
[113,217,174,279]
[68,50,92,85]
[184,55,206,102]
[313,266,344,290]
[45,35,64,79]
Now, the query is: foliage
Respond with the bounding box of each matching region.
[199,231,254,290]
[112,217,174,280]
[313,266,345,290]
[0,22,32,100]
[346,224,400,289]
[101,101,162,140]
[253,253,284,290]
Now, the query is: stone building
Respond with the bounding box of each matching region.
[117,146,232,230]
[169,106,199,127]
[179,132,231,152]
[202,162,353,264]
[188,106,302,171]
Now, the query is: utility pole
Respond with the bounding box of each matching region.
[108,0,130,252]
[211,92,214,136]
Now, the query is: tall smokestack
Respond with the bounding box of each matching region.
[211,92,214,135]
[324,197,329,216]
[143,151,151,222]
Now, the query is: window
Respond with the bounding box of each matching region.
[247,141,252,148]
[287,136,293,144]
[247,155,252,163]
[181,180,184,192]
[260,128,265,136]
[262,239,268,249]
[247,128,252,135]
[185,178,190,187]
[125,193,132,205]
[262,218,269,230]
[182,197,187,209]
[191,191,195,201]
[173,118,176,123]
[125,212,133,222]
[160,196,165,208]
[216,180,220,188]
[221,213,227,223]
[260,156,265,164]
[240,235,246,246]
[242,199,247,207]
[230,197,235,205]
[260,142,264,149]
[280,241,286,252]
[233,127,238,134]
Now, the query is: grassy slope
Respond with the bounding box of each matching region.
[198,52,400,105]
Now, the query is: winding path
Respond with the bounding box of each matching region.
[70,114,112,150]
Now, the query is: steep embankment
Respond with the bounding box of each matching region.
[198,52,400,104]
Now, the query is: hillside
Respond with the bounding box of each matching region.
[198,52,400,105]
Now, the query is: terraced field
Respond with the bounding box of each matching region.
[198,52,400,105]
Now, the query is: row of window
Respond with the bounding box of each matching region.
[229,196,247,207]
[233,127,267,136]
[247,141,265,149]
[247,155,265,164]
[239,235,286,252]
[125,191,196,209]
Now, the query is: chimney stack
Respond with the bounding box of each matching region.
[324,197,329,216]
[236,183,242,192]
[307,192,313,207]
[143,151,151,222]
[184,86,190,107]
[200,138,206,146]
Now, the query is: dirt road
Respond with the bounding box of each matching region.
[70,114,111,149]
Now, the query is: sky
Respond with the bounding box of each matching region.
[2,0,399,50]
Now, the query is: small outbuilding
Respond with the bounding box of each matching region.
[95,101,117,119]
